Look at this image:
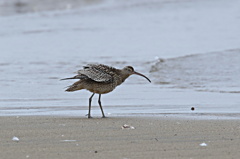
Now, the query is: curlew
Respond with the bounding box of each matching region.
[61,64,151,118]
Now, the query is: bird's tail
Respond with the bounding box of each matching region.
[65,81,83,92]
[65,86,76,92]
[61,77,76,80]
[61,74,86,80]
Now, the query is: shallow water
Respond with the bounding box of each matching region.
[0,0,240,118]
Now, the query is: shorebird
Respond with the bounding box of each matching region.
[61,64,151,118]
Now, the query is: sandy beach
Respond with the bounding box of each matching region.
[0,116,239,159]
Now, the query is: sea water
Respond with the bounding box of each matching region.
[0,0,240,119]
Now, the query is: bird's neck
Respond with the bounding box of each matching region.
[117,71,131,86]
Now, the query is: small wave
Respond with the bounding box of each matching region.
[197,89,240,94]
[0,0,103,16]
[150,49,240,93]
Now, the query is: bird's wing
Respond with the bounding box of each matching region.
[78,64,114,82]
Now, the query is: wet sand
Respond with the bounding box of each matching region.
[0,116,239,159]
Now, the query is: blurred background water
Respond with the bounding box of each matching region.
[0,0,240,118]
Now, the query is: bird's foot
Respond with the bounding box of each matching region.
[102,115,107,118]
[86,114,93,118]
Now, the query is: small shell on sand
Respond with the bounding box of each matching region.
[121,124,135,129]
[200,142,207,146]
[12,136,19,142]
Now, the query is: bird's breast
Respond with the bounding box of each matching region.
[84,80,117,94]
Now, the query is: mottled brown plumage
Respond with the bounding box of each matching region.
[61,64,151,118]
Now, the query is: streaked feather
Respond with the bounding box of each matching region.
[77,64,117,83]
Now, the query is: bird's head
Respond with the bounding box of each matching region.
[122,66,151,83]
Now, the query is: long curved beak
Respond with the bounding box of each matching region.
[133,71,151,83]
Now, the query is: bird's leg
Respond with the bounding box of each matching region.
[98,94,106,118]
[88,93,95,118]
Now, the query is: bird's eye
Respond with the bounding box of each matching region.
[127,66,134,72]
